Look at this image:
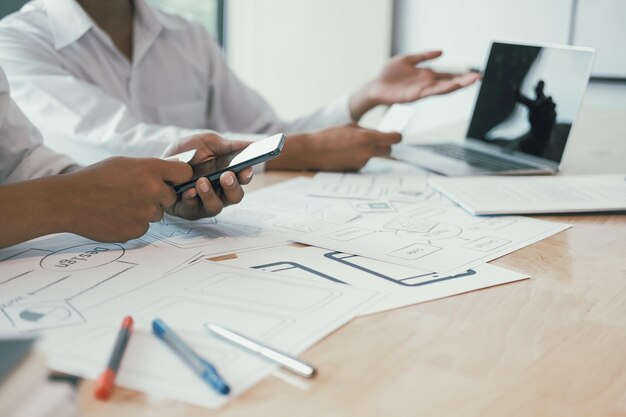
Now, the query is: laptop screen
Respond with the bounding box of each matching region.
[467,42,594,163]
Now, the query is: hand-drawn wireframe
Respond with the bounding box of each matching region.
[217,178,365,237]
[297,203,570,273]
[141,215,286,253]
[42,261,377,410]
[251,261,348,284]
[323,251,475,287]
[249,253,476,288]
[310,172,431,202]
[0,235,195,332]
[350,200,397,213]
[215,244,529,315]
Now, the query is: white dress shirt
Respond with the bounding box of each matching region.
[0,66,75,184]
[0,0,353,165]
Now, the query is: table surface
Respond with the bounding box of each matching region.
[79,105,626,416]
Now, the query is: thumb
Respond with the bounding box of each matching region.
[156,160,193,184]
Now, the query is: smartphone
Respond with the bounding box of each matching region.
[174,133,285,194]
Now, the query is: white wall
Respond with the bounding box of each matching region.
[226,0,393,121]
[574,0,626,78]
[390,0,626,139]
[394,0,626,77]
[393,0,573,69]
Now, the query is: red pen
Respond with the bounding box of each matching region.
[94,315,133,400]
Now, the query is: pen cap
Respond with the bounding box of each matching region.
[152,319,168,337]
[200,358,230,395]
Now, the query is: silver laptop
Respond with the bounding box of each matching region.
[393,41,595,176]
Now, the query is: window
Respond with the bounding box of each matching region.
[148,0,225,45]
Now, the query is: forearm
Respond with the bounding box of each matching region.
[265,134,312,171]
[0,176,75,249]
[349,81,379,122]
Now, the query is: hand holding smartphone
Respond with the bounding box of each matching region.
[174,133,285,195]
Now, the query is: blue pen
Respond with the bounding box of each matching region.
[152,318,230,395]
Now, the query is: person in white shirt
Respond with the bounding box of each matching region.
[0,0,479,170]
[0,65,252,249]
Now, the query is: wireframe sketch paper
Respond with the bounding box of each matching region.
[42,261,378,409]
[139,214,288,256]
[310,172,431,201]
[429,174,626,215]
[217,178,365,236]
[215,244,529,315]
[0,234,194,333]
[295,204,570,273]
[359,157,430,175]
[217,177,444,238]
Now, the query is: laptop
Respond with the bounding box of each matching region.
[392,41,595,176]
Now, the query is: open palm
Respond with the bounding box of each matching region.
[372,50,480,104]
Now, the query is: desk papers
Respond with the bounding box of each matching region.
[216,244,529,315]
[429,174,626,215]
[43,261,376,409]
[0,233,375,409]
[219,177,570,274]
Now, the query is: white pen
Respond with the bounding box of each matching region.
[204,323,317,379]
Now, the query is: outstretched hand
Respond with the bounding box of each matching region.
[163,133,254,220]
[350,50,480,121]
[516,80,556,139]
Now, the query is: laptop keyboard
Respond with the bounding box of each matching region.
[420,144,538,171]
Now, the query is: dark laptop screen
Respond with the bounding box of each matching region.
[467,42,593,163]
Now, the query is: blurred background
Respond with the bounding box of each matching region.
[1,0,624,134]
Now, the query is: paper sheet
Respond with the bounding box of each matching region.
[311,172,431,201]
[217,177,449,239]
[429,174,626,215]
[359,157,430,175]
[377,103,417,133]
[42,261,378,409]
[0,234,194,333]
[295,204,570,273]
[217,178,365,237]
[215,244,529,315]
[138,214,288,256]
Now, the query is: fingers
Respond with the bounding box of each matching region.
[363,130,402,146]
[404,50,443,66]
[535,80,546,99]
[159,185,177,208]
[220,172,245,205]
[418,73,479,98]
[236,167,254,185]
[372,144,393,157]
[171,171,247,220]
[148,204,165,223]
[194,177,225,215]
[156,160,193,184]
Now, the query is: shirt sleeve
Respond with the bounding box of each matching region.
[0,27,207,165]
[0,69,76,184]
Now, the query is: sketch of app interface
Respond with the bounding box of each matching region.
[324,251,476,287]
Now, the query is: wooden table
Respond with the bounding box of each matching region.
[79,105,626,416]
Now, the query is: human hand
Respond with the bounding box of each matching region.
[266,124,401,172]
[516,80,556,139]
[61,157,192,242]
[350,50,480,121]
[163,133,254,220]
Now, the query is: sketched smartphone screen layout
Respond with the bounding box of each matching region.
[174,134,285,194]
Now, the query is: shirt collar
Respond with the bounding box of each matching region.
[134,0,186,33]
[44,0,94,50]
[44,0,185,51]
